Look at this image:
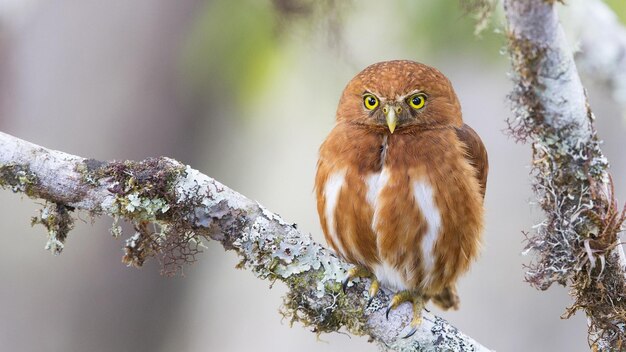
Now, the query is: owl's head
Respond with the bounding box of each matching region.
[336,60,462,133]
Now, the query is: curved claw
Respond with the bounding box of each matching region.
[403,297,424,339]
[385,290,412,320]
[343,266,376,295]
[403,327,418,339]
[342,277,350,294]
[366,279,379,308]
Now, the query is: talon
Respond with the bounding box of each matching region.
[402,296,425,338]
[367,279,380,307]
[342,277,350,294]
[342,266,376,295]
[386,290,413,320]
[341,266,381,311]
[384,290,425,337]
[403,313,423,339]
[342,267,362,293]
[403,327,418,339]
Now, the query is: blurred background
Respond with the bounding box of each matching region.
[0,1,625,351]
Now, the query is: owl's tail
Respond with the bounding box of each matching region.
[431,285,460,310]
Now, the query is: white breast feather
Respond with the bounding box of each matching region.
[324,171,346,256]
[366,167,390,230]
[365,171,443,291]
[413,180,442,288]
[367,168,411,290]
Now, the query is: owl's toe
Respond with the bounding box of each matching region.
[341,277,350,294]
[366,279,380,308]
[385,290,415,319]
[342,265,375,293]
[342,266,382,308]
[402,299,424,339]
[384,290,425,339]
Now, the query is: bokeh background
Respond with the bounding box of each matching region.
[0,1,625,351]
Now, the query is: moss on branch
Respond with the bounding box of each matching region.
[0,163,40,197]
[505,1,626,347]
[0,130,492,351]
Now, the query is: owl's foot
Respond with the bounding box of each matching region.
[342,266,380,307]
[385,290,425,339]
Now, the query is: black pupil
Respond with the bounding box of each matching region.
[367,97,376,106]
[412,96,422,105]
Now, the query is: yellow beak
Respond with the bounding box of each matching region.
[385,106,397,134]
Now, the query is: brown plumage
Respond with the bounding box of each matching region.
[315,60,488,333]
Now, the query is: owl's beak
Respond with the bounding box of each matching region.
[383,105,398,134]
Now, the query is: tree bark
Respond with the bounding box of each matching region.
[569,0,626,110]
[504,0,626,349]
[0,131,492,352]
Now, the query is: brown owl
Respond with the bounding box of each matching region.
[315,60,488,337]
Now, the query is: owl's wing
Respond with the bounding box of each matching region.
[455,124,488,200]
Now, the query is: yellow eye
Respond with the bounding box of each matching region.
[408,93,426,110]
[363,94,379,110]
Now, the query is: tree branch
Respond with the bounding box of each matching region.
[0,131,492,351]
[504,0,626,349]
[569,0,626,110]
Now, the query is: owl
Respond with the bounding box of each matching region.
[315,60,487,337]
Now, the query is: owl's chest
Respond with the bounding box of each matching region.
[347,130,462,189]
[334,130,473,289]
[362,134,450,244]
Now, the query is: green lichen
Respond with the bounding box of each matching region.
[0,163,76,253]
[280,271,368,336]
[74,158,107,186]
[0,163,39,196]
[119,192,171,220]
[77,157,203,274]
[226,203,372,338]
[31,202,75,255]
[507,27,626,349]
[78,158,184,213]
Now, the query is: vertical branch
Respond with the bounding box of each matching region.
[504,0,626,349]
[569,0,626,111]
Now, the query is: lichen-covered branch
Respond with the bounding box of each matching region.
[0,131,492,352]
[503,0,626,349]
[568,0,626,110]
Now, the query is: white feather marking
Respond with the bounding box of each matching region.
[324,171,346,256]
[413,180,442,287]
[373,262,407,292]
[367,169,409,290]
[366,168,390,229]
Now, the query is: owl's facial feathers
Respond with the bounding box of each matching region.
[336,60,462,132]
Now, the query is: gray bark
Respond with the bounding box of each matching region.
[568,0,626,109]
[504,0,626,349]
[0,131,492,352]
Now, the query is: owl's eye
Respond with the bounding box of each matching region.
[363,94,379,110]
[408,93,426,110]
